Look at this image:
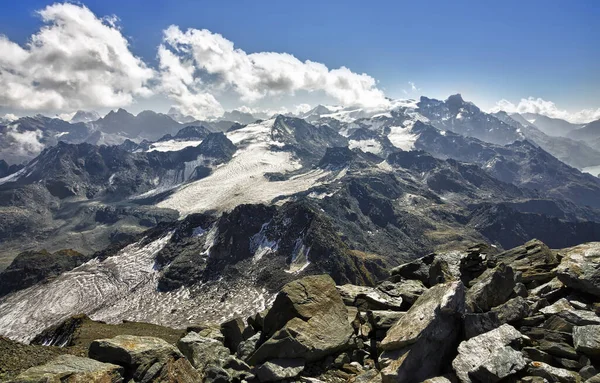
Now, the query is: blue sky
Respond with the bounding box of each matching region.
[0,0,598,120]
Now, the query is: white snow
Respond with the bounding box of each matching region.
[147,140,203,152]
[250,222,278,262]
[286,239,311,274]
[388,126,419,151]
[157,119,331,215]
[349,139,383,154]
[0,167,26,185]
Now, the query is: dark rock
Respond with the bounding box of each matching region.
[573,325,600,358]
[466,263,516,313]
[255,358,305,382]
[176,332,230,371]
[527,361,582,383]
[491,296,530,324]
[249,275,353,364]
[463,311,501,339]
[380,282,465,382]
[220,317,248,353]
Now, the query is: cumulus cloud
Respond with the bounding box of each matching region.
[158,26,389,119]
[0,3,154,112]
[2,114,19,122]
[6,127,45,156]
[492,97,600,124]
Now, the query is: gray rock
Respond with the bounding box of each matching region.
[249,275,353,364]
[11,355,123,383]
[255,358,305,382]
[380,282,465,383]
[369,310,405,330]
[573,325,600,358]
[466,263,515,313]
[556,242,600,298]
[220,317,249,353]
[203,364,231,383]
[540,298,575,315]
[470,346,527,383]
[463,311,501,339]
[522,347,554,364]
[89,335,182,379]
[337,284,404,310]
[377,279,427,308]
[237,331,261,361]
[527,361,582,383]
[494,239,559,285]
[491,296,530,324]
[389,253,435,285]
[176,332,230,370]
[452,324,528,383]
[514,282,529,298]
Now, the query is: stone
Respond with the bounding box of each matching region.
[249,275,353,364]
[513,283,528,298]
[522,347,554,364]
[337,284,404,311]
[491,296,530,324]
[187,325,224,342]
[153,357,204,383]
[176,332,230,370]
[452,324,527,383]
[470,346,527,383]
[527,361,582,383]
[377,279,427,308]
[368,310,405,330]
[379,282,465,383]
[494,239,559,285]
[247,309,269,332]
[540,298,575,315]
[428,258,456,286]
[580,366,599,380]
[573,325,600,358]
[255,359,305,382]
[220,317,247,353]
[202,365,231,383]
[463,311,501,339]
[466,263,515,313]
[556,242,600,298]
[237,331,261,361]
[11,355,123,383]
[389,253,435,285]
[222,356,254,381]
[530,278,565,300]
[88,335,182,379]
[352,369,383,383]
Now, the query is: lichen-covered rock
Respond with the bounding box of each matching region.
[470,346,527,383]
[88,335,182,380]
[452,324,528,383]
[249,275,353,364]
[527,361,582,383]
[573,325,600,358]
[491,296,530,324]
[379,281,465,382]
[176,332,230,370]
[556,242,600,298]
[494,239,559,285]
[10,355,123,383]
[255,358,304,382]
[466,263,515,313]
[337,284,404,310]
[377,280,427,308]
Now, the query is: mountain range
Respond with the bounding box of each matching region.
[2,94,600,382]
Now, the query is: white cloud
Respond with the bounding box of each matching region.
[2,114,19,122]
[492,97,600,124]
[158,26,389,119]
[409,81,420,91]
[294,103,312,115]
[0,3,154,112]
[6,126,45,156]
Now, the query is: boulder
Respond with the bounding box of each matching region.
[153,357,204,383]
[491,296,530,324]
[88,335,182,379]
[255,358,305,382]
[527,361,582,383]
[11,355,123,383]
[237,332,261,361]
[573,325,600,358]
[556,242,600,298]
[221,317,252,353]
[368,311,405,330]
[337,284,404,310]
[389,254,435,285]
[466,263,515,313]
[494,239,559,285]
[377,280,427,308]
[540,298,575,315]
[463,311,501,339]
[379,281,465,382]
[452,324,528,383]
[249,275,353,364]
[176,332,230,370]
[470,346,527,383]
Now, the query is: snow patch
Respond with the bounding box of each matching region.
[147,139,203,152]
[388,126,419,151]
[349,139,382,154]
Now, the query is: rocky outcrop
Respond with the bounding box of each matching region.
[10,355,123,383]
[557,242,600,297]
[466,263,515,313]
[249,274,353,364]
[380,281,465,382]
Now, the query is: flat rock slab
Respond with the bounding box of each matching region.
[12,354,123,383]
[556,242,600,298]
